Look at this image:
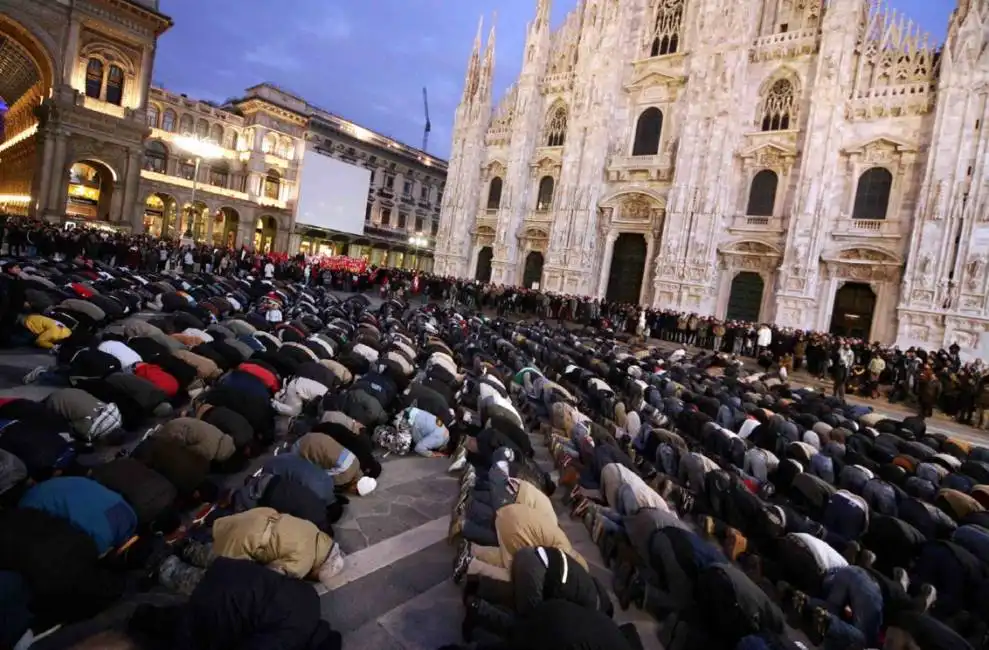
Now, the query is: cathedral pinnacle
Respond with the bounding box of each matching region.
[461,15,484,104]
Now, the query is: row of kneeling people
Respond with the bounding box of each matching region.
[0,289,494,649]
[434,317,989,650]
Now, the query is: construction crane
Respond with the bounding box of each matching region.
[422,87,432,153]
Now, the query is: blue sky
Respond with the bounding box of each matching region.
[152,0,954,160]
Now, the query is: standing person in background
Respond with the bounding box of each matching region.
[833,342,854,402]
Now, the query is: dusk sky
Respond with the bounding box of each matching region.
[152,1,955,161]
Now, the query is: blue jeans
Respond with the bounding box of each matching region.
[814,566,882,650]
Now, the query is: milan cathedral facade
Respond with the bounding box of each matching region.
[433,0,989,354]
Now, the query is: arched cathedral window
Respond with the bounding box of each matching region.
[632,108,663,156]
[852,168,893,220]
[760,79,795,132]
[746,170,778,217]
[544,105,568,147]
[487,177,503,211]
[648,0,684,57]
[536,176,555,211]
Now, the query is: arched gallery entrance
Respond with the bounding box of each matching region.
[255,216,277,253]
[183,201,209,241]
[725,272,765,323]
[522,251,544,289]
[829,282,876,339]
[475,246,493,283]
[215,207,239,248]
[143,192,176,238]
[66,161,114,221]
[606,233,647,304]
[0,15,55,212]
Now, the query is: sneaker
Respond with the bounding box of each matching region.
[452,539,472,584]
[448,453,467,473]
[915,583,937,612]
[22,366,46,384]
[809,606,830,645]
[892,567,910,592]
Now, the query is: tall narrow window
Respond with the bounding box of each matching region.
[544,105,568,147]
[85,58,104,99]
[196,120,209,139]
[263,170,281,200]
[179,114,194,135]
[210,163,229,188]
[147,104,160,128]
[105,65,124,105]
[487,177,503,210]
[852,167,893,220]
[381,208,392,226]
[760,79,795,132]
[648,0,684,57]
[632,108,664,156]
[144,141,168,173]
[210,124,224,144]
[162,109,177,132]
[536,176,555,211]
[746,170,779,216]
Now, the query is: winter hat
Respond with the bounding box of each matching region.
[356,476,377,496]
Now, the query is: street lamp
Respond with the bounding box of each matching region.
[173,134,224,239]
[408,233,428,270]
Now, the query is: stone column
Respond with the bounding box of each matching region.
[597,231,618,299]
[639,232,657,306]
[122,149,143,229]
[46,131,70,219]
[205,210,216,243]
[32,130,57,217]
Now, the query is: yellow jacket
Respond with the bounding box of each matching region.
[515,480,556,521]
[212,507,333,579]
[493,503,588,573]
[23,314,71,349]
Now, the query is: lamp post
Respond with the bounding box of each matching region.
[173,135,224,241]
[408,233,428,271]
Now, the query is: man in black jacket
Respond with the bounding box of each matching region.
[461,545,613,642]
[128,557,341,650]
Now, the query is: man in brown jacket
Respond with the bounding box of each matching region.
[453,503,587,583]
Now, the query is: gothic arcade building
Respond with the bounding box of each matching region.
[434,0,989,353]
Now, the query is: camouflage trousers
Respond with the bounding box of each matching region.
[158,540,215,596]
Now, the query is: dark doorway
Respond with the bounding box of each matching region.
[606,233,647,304]
[523,251,544,289]
[829,282,876,339]
[725,272,764,323]
[475,246,493,283]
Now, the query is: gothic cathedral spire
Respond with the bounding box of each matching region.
[479,16,496,103]
[535,0,552,29]
[461,15,485,104]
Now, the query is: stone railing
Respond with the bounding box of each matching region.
[605,153,675,182]
[727,214,787,233]
[832,217,901,239]
[750,28,819,62]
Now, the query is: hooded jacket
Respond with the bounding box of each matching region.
[212,507,333,580]
[45,388,122,442]
[155,417,236,462]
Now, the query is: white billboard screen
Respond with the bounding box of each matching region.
[295,149,371,236]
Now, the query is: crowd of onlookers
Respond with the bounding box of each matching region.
[4,215,987,427]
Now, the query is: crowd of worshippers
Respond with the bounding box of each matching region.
[433,320,989,650]
[6,212,980,427]
[0,258,499,649]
